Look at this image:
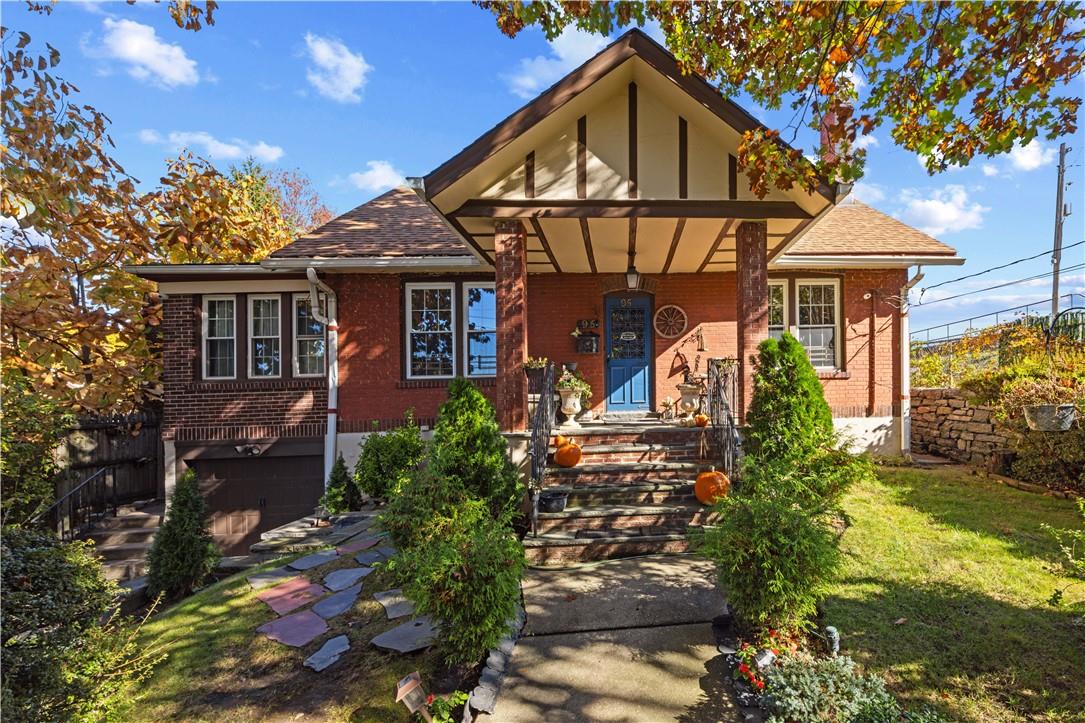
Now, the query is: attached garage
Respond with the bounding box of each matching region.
[181,440,324,556]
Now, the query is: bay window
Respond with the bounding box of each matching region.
[406,283,456,379]
[464,283,496,377]
[293,293,326,377]
[203,295,236,379]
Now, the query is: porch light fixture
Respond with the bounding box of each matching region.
[625,262,640,290]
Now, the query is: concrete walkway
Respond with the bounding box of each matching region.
[487,555,740,722]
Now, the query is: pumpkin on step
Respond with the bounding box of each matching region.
[553,439,582,468]
[554,434,569,449]
[695,468,730,505]
[694,413,710,428]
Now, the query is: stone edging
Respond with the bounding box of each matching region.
[463,603,527,721]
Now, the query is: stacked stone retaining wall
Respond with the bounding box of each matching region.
[911,387,1012,467]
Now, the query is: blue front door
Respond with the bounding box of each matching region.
[605,294,651,412]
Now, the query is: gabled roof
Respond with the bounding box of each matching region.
[787,200,958,257]
[270,186,473,259]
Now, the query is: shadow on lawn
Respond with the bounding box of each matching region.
[879,469,1078,564]
[823,576,1085,721]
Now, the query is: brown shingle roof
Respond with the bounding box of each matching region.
[785,199,958,257]
[271,186,472,258]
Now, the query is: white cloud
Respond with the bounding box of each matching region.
[92,18,199,88]
[348,160,403,192]
[981,163,1000,178]
[898,184,989,236]
[140,129,284,163]
[854,134,879,151]
[1008,139,1056,171]
[503,27,609,99]
[303,33,372,104]
[850,182,886,204]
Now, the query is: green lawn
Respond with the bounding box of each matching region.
[119,554,442,722]
[824,465,1084,722]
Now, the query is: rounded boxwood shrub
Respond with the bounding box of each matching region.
[1,528,161,720]
[354,413,425,500]
[147,468,220,599]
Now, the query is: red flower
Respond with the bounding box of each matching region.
[738,663,750,674]
[755,679,765,690]
[771,648,780,656]
[426,694,435,705]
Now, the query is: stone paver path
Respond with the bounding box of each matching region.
[336,536,380,555]
[256,577,327,616]
[373,588,415,619]
[324,566,373,591]
[247,566,297,590]
[313,583,363,619]
[288,549,339,571]
[304,635,350,672]
[257,610,328,647]
[370,615,437,653]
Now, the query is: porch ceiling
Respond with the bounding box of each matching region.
[454,214,805,273]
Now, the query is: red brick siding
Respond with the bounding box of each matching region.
[161,295,327,442]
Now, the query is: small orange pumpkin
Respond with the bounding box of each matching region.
[553,440,582,468]
[694,413,710,428]
[695,467,730,505]
[554,434,569,448]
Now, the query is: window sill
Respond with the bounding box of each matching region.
[816,369,850,380]
[397,377,496,390]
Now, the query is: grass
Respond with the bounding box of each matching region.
[119,552,443,722]
[824,465,1085,722]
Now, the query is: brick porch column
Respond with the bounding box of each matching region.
[736,220,768,424]
[495,219,529,432]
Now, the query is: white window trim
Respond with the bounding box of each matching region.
[795,278,843,370]
[405,282,457,380]
[202,294,237,380]
[462,282,497,378]
[292,292,326,378]
[248,294,282,379]
[768,280,788,336]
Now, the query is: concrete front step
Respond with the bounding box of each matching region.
[546,461,710,486]
[523,531,693,565]
[95,510,163,530]
[535,503,710,535]
[86,526,160,546]
[547,482,696,507]
[550,442,701,464]
[102,558,149,582]
[95,541,154,562]
[555,424,709,447]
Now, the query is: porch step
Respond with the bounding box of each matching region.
[545,461,709,486]
[546,482,696,506]
[535,503,710,535]
[86,526,160,546]
[101,558,150,582]
[76,500,164,583]
[555,423,707,446]
[94,541,154,562]
[523,531,692,566]
[549,442,701,464]
[95,508,164,531]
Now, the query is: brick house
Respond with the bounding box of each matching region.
[132,30,962,554]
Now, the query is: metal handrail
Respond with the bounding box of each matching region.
[29,465,115,540]
[526,362,557,537]
[706,358,741,480]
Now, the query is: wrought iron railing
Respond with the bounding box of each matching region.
[29,466,116,540]
[526,361,557,536]
[706,358,741,479]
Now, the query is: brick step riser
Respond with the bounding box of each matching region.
[87,530,158,546]
[546,469,696,485]
[535,510,709,535]
[563,449,703,465]
[557,432,707,446]
[566,490,696,506]
[526,538,691,565]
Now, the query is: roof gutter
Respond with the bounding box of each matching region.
[124,264,291,277]
[260,255,482,271]
[306,268,339,487]
[770,254,965,269]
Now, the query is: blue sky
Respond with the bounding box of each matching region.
[7,0,1084,334]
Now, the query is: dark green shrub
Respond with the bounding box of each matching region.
[380,465,474,550]
[1,371,73,526]
[389,504,525,667]
[354,412,425,499]
[430,378,521,519]
[147,469,220,599]
[696,496,840,631]
[763,654,947,723]
[320,454,358,514]
[1,528,162,721]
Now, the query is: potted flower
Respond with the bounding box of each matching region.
[556,369,592,427]
[524,356,549,393]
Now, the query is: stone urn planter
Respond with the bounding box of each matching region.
[676,382,702,417]
[558,388,583,427]
[1023,404,1077,432]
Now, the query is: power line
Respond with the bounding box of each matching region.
[915,262,1085,307]
[919,239,1084,297]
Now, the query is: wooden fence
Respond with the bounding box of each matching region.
[54,412,163,506]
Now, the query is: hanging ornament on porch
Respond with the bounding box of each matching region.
[654,305,688,338]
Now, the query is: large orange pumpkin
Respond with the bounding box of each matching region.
[554,434,569,448]
[695,468,730,505]
[694,413,710,428]
[553,441,582,468]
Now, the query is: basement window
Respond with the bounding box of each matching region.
[203,295,236,380]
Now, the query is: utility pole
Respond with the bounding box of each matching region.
[1052,142,1070,316]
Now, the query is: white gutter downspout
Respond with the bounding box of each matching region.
[307,268,338,486]
[899,267,925,458]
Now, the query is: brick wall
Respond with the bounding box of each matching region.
[911,387,1011,465]
[161,295,327,442]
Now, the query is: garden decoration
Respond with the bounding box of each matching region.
[556,369,592,428]
[654,304,688,338]
[677,382,702,417]
[1023,306,1085,431]
[553,437,582,468]
[395,671,431,721]
[695,467,730,504]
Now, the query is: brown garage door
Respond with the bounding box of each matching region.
[189,455,324,556]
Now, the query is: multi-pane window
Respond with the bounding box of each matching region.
[464,283,497,377]
[768,282,786,341]
[203,296,236,379]
[797,281,839,368]
[249,295,281,378]
[294,293,326,377]
[406,284,455,379]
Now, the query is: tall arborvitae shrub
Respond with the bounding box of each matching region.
[354,412,425,500]
[320,454,357,514]
[147,469,220,599]
[430,378,522,519]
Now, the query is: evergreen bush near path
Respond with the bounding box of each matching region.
[320,454,357,514]
[147,469,220,600]
[355,412,425,501]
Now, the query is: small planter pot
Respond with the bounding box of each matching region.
[538,491,568,514]
[1023,404,1077,432]
[524,367,546,394]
